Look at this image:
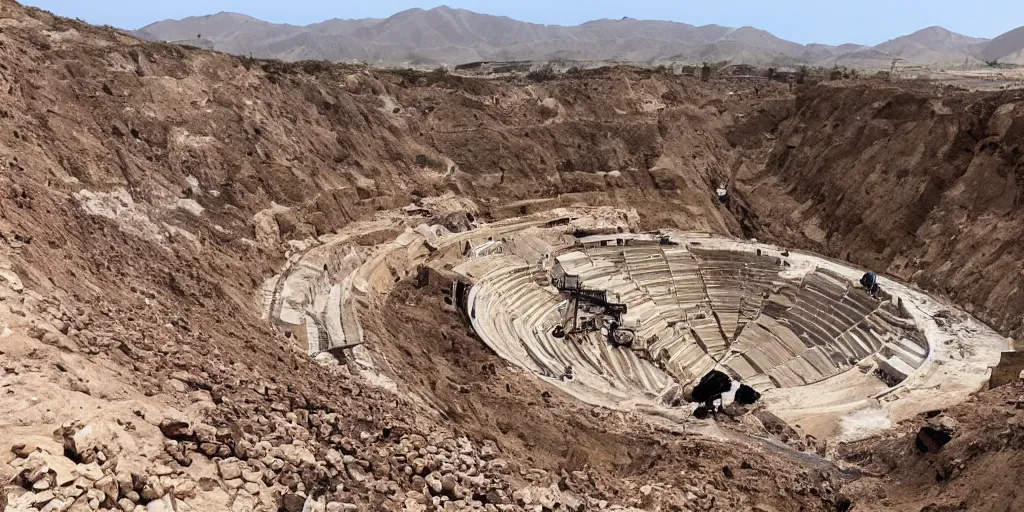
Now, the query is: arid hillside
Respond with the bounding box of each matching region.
[735,82,1024,341]
[133,7,1024,69]
[0,0,1023,511]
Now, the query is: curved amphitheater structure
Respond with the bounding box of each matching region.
[262,207,1006,439]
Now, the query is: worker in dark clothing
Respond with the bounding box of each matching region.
[860,272,880,298]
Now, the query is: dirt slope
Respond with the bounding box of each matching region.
[978,25,1024,64]
[736,81,1024,341]
[839,382,1024,512]
[873,27,987,66]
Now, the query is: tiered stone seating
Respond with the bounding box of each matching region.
[725,321,801,381]
[718,267,923,389]
[469,255,674,399]
[690,315,728,357]
[586,246,626,264]
[508,233,554,265]
[470,245,930,398]
[623,247,676,313]
[868,306,930,382]
[690,249,782,341]
[648,327,718,384]
[623,247,672,285]
[661,247,708,312]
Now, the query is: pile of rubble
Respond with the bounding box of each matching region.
[2,414,618,512]
[159,401,603,511]
[3,424,196,512]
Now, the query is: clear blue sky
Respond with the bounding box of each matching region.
[19,0,1024,46]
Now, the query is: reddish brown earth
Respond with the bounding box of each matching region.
[0,0,1022,510]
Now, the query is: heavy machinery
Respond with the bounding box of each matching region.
[550,283,636,347]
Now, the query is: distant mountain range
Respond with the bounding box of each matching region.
[132,6,1024,69]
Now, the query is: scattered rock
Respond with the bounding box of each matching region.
[95,474,119,503]
[241,468,262,483]
[281,493,306,512]
[217,459,244,480]
[158,419,192,440]
[146,495,178,512]
[29,490,56,507]
[197,477,217,492]
[441,474,457,495]
[425,473,443,494]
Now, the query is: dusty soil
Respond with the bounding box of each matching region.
[734,81,1024,341]
[838,382,1024,512]
[0,0,1021,510]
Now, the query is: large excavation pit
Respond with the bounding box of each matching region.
[262,208,1007,442]
[451,228,1006,440]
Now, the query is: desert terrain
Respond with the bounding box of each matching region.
[0,1,1023,511]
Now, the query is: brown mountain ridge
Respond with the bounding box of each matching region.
[132,6,1024,68]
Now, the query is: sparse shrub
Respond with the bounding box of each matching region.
[391,67,420,78]
[237,52,257,71]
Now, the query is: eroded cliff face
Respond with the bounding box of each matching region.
[738,82,1024,340]
[7,19,760,244]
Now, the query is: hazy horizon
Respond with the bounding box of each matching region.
[19,0,1024,47]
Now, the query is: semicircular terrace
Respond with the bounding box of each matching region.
[459,231,1005,437]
